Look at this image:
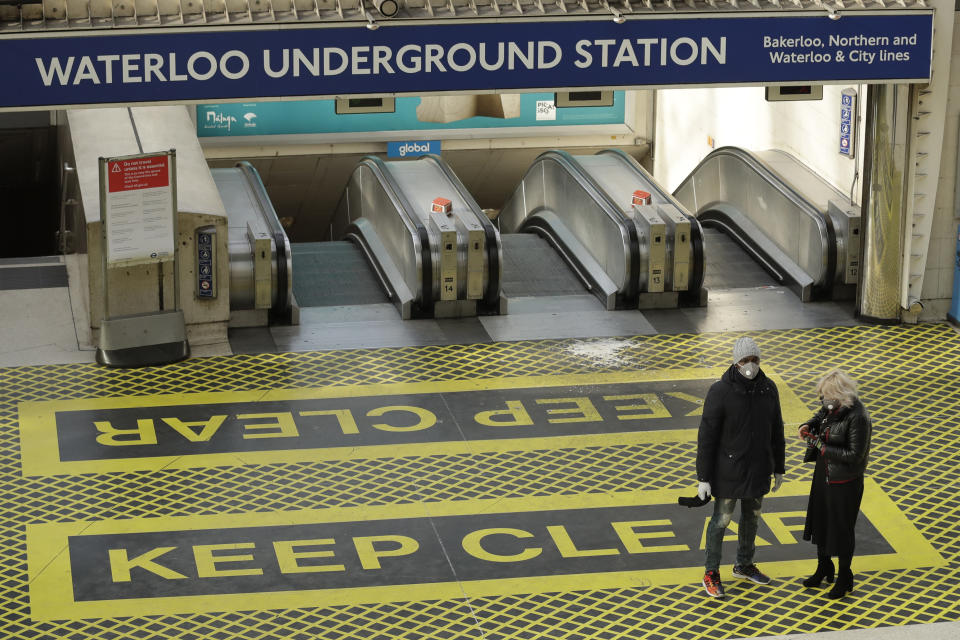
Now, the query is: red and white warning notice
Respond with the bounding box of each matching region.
[102,153,175,265]
[108,156,170,192]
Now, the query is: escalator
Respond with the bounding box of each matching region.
[331,154,500,319]
[217,155,499,322]
[214,149,704,325]
[222,146,856,325]
[498,149,704,310]
[673,147,860,302]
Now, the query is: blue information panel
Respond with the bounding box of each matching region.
[196,93,625,137]
[839,89,856,157]
[1,13,933,109]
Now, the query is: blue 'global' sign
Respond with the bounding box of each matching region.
[0,12,933,109]
[387,141,442,157]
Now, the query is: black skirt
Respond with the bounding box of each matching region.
[802,455,864,557]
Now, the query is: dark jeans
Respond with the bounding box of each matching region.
[704,496,763,572]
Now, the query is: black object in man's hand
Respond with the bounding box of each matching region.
[678,494,712,508]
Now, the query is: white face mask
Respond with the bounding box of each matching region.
[738,361,759,379]
[822,398,837,411]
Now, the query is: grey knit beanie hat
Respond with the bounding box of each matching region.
[732,336,761,363]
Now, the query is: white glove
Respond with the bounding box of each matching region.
[697,481,712,500]
[772,473,783,492]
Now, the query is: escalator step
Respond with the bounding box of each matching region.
[292,241,390,307]
[702,228,778,290]
[500,234,587,298]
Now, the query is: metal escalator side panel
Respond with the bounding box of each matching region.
[754,149,848,214]
[335,167,419,304]
[722,151,831,289]
[545,150,638,302]
[593,148,704,295]
[501,150,635,304]
[754,149,847,292]
[338,157,432,316]
[214,166,282,314]
[363,156,433,313]
[673,147,832,291]
[698,203,816,301]
[343,220,416,318]
[235,162,291,317]
[386,155,495,308]
[418,154,502,310]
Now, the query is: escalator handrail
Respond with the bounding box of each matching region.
[596,148,676,207]
[419,154,502,308]
[529,149,639,300]
[235,161,291,316]
[535,150,635,229]
[358,155,434,309]
[755,149,849,204]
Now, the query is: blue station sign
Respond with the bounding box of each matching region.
[0,12,934,109]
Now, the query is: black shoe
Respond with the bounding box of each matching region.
[827,569,853,599]
[732,563,771,585]
[802,559,835,588]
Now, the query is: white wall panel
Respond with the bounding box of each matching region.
[654,85,863,202]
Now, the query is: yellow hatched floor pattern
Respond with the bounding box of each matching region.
[1,323,959,639]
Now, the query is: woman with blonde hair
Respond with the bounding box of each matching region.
[797,369,872,599]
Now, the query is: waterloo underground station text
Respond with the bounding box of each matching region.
[34,37,728,87]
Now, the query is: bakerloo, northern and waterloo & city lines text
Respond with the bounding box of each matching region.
[763,33,918,64]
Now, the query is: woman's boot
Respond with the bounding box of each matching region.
[802,554,834,588]
[827,568,853,599]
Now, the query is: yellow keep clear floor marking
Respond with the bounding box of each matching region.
[26,478,943,621]
[8,323,960,639]
[18,367,810,477]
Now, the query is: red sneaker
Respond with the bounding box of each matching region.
[703,570,726,598]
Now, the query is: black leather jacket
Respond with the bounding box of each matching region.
[802,400,872,483]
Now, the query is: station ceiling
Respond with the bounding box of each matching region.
[0,0,930,33]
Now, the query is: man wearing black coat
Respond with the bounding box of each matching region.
[696,336,786,598]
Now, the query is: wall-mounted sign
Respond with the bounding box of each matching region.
[100,152,176,266]
[387,140,441,158]
[839,88,858,158]
[196,226,216,299]
[0,13,934,110]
